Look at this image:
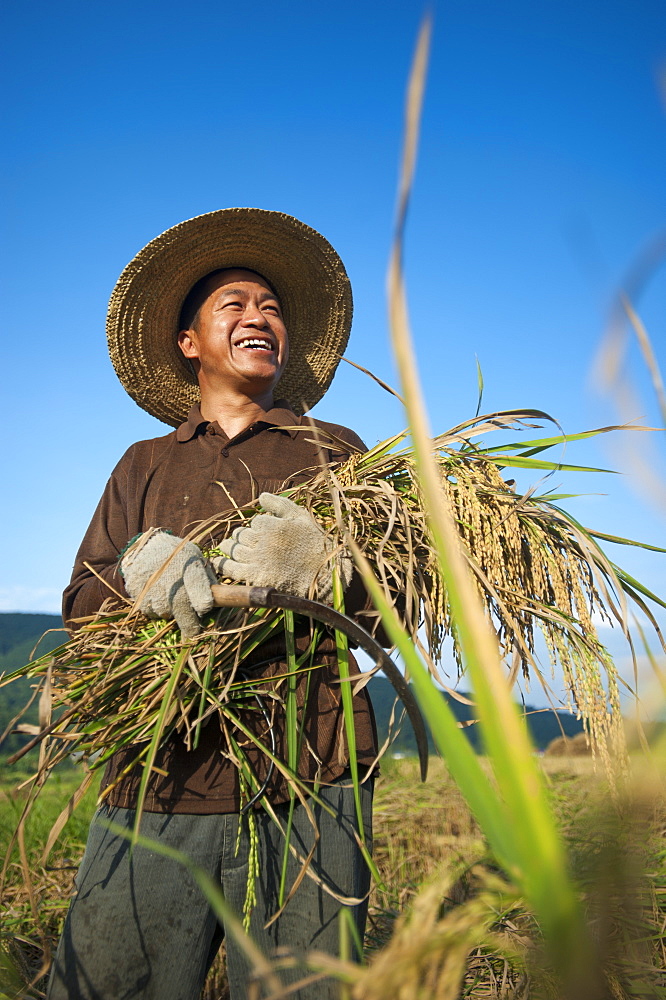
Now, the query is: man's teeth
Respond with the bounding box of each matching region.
[237,338,273,350]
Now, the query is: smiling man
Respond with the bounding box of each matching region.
[47,209,380,1000]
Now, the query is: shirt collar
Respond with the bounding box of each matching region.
[176,404,208,442]
[176,400,302,443]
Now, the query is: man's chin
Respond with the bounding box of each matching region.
[233,367,283,398]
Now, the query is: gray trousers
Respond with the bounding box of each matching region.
[47,776,373,1000]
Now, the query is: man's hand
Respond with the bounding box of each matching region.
[120,530,216,637]
[213,493,352,603]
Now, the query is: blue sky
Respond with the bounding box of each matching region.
[2,0,665,704]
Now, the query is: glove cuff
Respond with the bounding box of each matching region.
[117,533,144,578]
[119,528,174,576]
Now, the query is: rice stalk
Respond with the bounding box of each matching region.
[376,14,603,996]
[203,412,661,771]
[593,232,666,511]
[1,406,662,793]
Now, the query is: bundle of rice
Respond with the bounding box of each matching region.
[2,409,661,788]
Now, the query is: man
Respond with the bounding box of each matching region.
[47,208,381,1000]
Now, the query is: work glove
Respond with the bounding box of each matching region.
[213,493,353,604]
[119,530,216,638]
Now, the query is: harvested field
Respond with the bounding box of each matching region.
[2,753,663,998]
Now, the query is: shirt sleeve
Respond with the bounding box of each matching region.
[62,454,132,626]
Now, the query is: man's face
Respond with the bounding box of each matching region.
[177,269,289,395]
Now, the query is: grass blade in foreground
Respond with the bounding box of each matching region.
[384,16,603,996]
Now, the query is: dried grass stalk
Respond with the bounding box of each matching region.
[3,409,662,779]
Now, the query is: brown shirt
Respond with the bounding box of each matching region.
[63,402,379,814]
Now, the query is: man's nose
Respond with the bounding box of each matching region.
[241,302,268,326]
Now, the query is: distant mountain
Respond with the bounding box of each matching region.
[0,613,65,758]
[0,612,66,668]
[366,676,583,754]
[0,612,583,764]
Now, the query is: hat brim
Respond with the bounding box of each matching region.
[107,208,353,426]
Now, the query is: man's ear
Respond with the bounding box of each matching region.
[177,329,199,359]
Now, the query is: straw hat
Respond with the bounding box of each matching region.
[107,208,353,426]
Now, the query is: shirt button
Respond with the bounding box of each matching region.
[221,448,229,457]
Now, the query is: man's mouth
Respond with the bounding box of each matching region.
[235,337,274,352]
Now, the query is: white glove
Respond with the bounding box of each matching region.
[120,530,216,638]
[214,493,353,603]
